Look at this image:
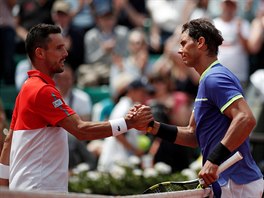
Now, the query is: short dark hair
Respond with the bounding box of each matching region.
[25,24,61,61]
[182,18,223,56]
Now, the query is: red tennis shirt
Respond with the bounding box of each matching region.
[9,70,75,192]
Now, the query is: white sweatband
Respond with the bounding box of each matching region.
[0,163,9,179]
[109,118,128,136]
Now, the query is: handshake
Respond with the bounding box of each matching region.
[125,104,156,134]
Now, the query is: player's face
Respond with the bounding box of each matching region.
[44,33,68,74]
[178,32,200,68]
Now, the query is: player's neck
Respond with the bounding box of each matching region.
[196,56,218,76]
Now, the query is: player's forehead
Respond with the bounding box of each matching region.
[47,33,65,47]
[179,31,191,44]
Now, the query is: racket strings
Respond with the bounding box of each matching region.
[145,183,195,193]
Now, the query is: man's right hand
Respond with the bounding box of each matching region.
[125,104,153,131]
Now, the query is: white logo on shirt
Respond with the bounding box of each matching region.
[52,99,63,108]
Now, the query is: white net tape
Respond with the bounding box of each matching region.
[0,187,213,198]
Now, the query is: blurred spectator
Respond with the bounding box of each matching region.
[15,57,31,90]
[51,0,85,71]
[241,0,256,22]
[91,97,114,122]
[148,74,193,126]
[213,0,251,89]
[14,0,86,89]
[148,68,195,177]
[148,102,196,173]
[151,36,177,77]
[109,28,152,97]
[0,0,16,85]
[248,0,264,75]
[151,34,199,99]
[55,64,92,121]
[65,0,95,32]
[146,0,196,53]
[78,0,129,87]
[98,77,152,172]
[147,40,199,171]
[113,0,150,29]
[208,0,256,19]
[13,0,54,54]
[55,65,97,171]
[189,0,212,21]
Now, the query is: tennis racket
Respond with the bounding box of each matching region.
[143,151,243,194]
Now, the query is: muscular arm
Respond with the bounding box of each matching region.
[150,112,198,148]
[176,112,198,148]
[221,98,256,151]
[57,105,153,141]
[58,114,113,140]
[199,98,256,187]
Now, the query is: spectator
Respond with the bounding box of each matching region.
[14,0,86,89]
[98,77,153,172]
[189,0,212,21]
[151,34,199,99]
[13,0,54,54]
[213,0,251,89]
[78,0,129,87]
[114,0,150,29]
[51,0,85,72]
[248,0,264,75]
[15,57,31,90]
[146,0,196,53]
[148,73,193,126]
[109,28,151,97]
[148,102,196,173]
[55,64,92,122]
[241,0,256,22]
[0,0,16,85]
[65,0,95,32]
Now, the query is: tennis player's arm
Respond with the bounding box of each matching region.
[221,98,256,151]
[58,105,153,141]
[149,112,198,148]
[176,112,198,148]
[58,114,113,140]
[205,98,256,167]
[198,98,255,187]
[0,129,13,186]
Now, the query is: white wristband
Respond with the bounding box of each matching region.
[0,163,9,179]
[109,118,128,136]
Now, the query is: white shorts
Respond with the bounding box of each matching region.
[221,178,264,198]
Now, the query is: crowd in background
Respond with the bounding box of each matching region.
[1,0,264,174]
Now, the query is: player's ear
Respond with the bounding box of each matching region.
[197,37,206,47]
[197,36,207,51]
[35,47,45,59]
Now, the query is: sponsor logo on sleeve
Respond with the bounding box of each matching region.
[52,99,63,108]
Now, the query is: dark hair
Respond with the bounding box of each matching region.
[25,24,61,61]
[182,18,223,56]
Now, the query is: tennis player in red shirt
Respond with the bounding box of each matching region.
[0,24,153,192]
